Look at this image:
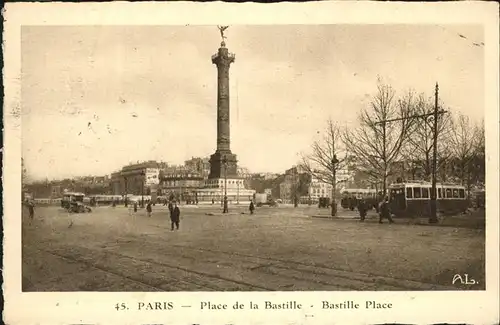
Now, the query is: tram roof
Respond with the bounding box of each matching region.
[63,192,85,196]
[389,182,465,188]
[342,188,377,193]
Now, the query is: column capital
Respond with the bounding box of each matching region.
[212,47,235,65]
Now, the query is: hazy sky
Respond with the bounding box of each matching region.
[22,25,484,180]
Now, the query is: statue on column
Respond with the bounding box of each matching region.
[217,25,229,44]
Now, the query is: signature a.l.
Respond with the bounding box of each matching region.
[452,274,477,285]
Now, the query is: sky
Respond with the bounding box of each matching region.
[21,25,485,181]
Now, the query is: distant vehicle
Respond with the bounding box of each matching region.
[318,197,330,208]
[388,181,468,218]
[88,194,123,206]
[341,189,379,211]
[62,192,92,213]
[254,193,278,207]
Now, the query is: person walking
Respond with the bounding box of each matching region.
[358,198,367,222]
[378,196,394,224]
[249,200,255,215]
[128,201,133,216]
[168,201,173,215]
[170,202,180,231]
[133,201,138,213]
[146,201,152,218]
[28,200,35,224]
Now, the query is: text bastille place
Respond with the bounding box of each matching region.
[322,300,393,309]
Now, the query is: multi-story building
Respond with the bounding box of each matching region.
[110,171,124,195]
[308,176,333,201]
[285,165,307,176]
[184,157,211,179]
[118,161,161,196]
[159,166,204,202]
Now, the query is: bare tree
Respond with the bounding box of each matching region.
[300,119,349,216]
[400,94,453,181]
[343,80,417,196]
[448,113,482,194]
[447,114,484,194]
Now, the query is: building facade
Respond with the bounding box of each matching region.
[308,176,333,201]
[159,166,204,202]
[113,161,161,196]
[184,157,211,179]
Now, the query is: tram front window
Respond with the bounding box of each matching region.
[390,188,406,210]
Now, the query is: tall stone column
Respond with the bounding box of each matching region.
[208,42,238,179]
[212,43,235,152]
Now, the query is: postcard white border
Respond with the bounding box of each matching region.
[3,1,499,324]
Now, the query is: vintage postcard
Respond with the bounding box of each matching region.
[3,1,499,324]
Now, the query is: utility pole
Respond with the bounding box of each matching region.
[375,82,446,224]
[429,83,439,223]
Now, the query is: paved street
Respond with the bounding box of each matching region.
[22,205,485,291]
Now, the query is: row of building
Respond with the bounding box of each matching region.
[26,155,478,204]
[107,158,257,203]
[277,166,354,204]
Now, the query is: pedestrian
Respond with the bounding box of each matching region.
[212,198,215,205]
[28,200,35,224]
[358,198,367,222]
[378,196,394,224]
[146,201,152,217]
[249,200,255,215]
[170,201,180,231]
[133,202,138,213]
[168,201,173,215]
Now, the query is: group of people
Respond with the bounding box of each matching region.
[357,196,394,224]
[128,200,181,231]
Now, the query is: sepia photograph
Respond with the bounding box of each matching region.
[20,24,487,293]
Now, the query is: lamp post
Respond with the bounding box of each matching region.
[331,154,339,217]
[237,180,240,204]
[140,171,145,208]
[222,155,228,213]
[124,176,128,207]
[294,168,298,208]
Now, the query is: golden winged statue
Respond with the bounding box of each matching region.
[217,25,229,42]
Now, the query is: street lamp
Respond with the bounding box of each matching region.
[124,176,128,207]
[294,168,298,208]
[140,170,145,208]
[222,155,228,213]
[331,154,339,217]
[237,179,240,204]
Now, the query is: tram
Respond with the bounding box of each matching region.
[388,181,468,218]
[87,195,124,206]
[340,188,379,211]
